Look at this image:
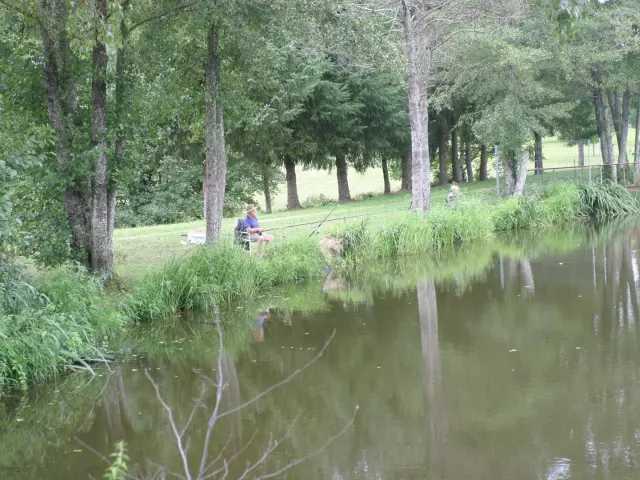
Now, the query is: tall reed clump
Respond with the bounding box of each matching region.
[491,181,636,232]
[337,181,637,264]
[337,203,494,263]
[123,238,324,323]
[0,265,124,392]
[578,181,639,219]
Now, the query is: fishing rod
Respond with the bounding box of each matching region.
[305,169,374,237]
[308,202,340,237]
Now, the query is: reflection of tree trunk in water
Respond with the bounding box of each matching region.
[620,239,637,329]
[507,258,518,284]
[219,353,242,453]
[520,258,534,295]
[80,367,136,476]
[102,367,135,444]
[592,245,597,293]
[417,280,446,478]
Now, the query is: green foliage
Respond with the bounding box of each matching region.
[334,181,638,263]
[0,265,125,392]
[302,194,336,208]
[104,442,129,480]
[353,191,380,201]
[579,182,640,220]
[123,239,324,323]
[11,172,73,266]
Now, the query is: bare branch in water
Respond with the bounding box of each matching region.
[85,309,353,479]
[215,328,337,420]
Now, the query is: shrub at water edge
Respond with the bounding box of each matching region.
[0,265,124,392]
[123,239,324,323]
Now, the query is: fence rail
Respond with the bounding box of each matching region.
[524,162,640,187]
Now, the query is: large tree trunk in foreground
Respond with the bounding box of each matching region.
[594,85,617,181]
[401,152,412,191]
[90,0,111,275]
[382,157,391,194]
[204,21,228,243]
[513,148,528,196]
[635,101,640,185]
[534,132,543,174]
[108,3,129,260]
[578,140,585,167]
[503,148,528,197]
[335,154,351,202]
[283,155,301,209]
[402,0,431,213]
[40,0,91,267]
[451,128,461,183]
[465,140,473,183]
[479,144,488,181]
[503,151,515,196]
[261,163,272,214]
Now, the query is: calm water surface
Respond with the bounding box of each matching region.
[3,226,640,479]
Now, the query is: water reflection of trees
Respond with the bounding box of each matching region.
[440,233,640,479]
[5,225,640,479]
[417,280,446,479]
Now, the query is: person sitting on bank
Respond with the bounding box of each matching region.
[446,183,460,203]
[243,204,274,246]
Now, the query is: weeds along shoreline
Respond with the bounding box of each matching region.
[1,181,638,393]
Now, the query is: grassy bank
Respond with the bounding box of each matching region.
[328,181,638,264]
[123,181,638,322]
[1,181,638,394]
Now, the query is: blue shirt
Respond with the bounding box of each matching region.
[243,215,260,231]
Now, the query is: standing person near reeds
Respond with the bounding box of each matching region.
[243,204,274,247]
[446,184,460,204]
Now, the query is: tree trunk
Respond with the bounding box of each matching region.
[40,0,91,267]
[451,128,461,183]
[90,0,111,276]
[594,85,617,181]
[635,101,640,185]
[335,154,351,202]
[465,140,473,183]
[503,151,515,196]
[401,151,412,191]
[438,122,448,185]
[283,155,301,209]
[534,132,543,174]
[609,89,631,167]
[402,0,431,213]
[382,157,391,194]
[107,3,129,269]
[479,144,488,181]
[513,148,528,196]
[204,21,228,244]
[578,140,585,167]
[202,159,207,218]
[261,163,272,213]
[620,90,631,166]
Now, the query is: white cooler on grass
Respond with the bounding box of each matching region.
[181,232,206,245]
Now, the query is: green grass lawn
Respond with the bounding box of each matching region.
[114,134,638,282]
[114,179,501,281]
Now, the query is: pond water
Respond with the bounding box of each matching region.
[3,223,640,479]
